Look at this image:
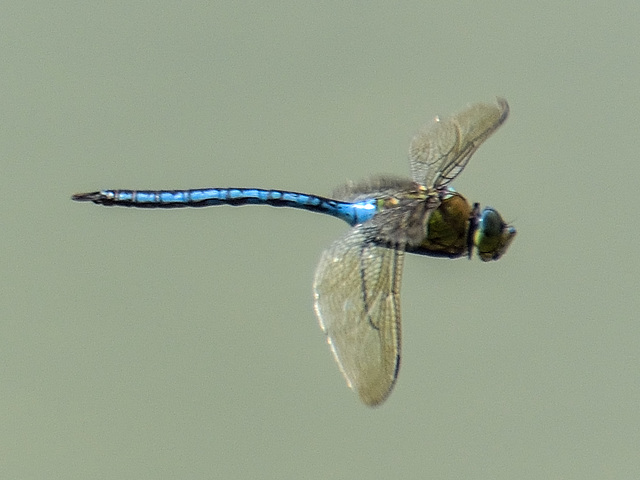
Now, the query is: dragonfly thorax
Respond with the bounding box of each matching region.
[405,191,515,260]
[407,191,473,258]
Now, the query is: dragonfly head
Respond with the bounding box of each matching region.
[472,206,516,261]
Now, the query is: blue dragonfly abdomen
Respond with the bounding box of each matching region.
[72,188,378,227]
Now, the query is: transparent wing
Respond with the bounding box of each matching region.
[363,196,440,248]
[409,98,509,189]
[313,224,405,406]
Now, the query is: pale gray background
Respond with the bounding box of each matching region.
[3,2,639,479]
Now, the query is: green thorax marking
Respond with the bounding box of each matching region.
[375,190,473,259]
[418,192,471,258]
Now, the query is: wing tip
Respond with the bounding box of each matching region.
[495,97,510,125]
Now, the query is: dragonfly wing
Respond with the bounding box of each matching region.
[409,98,509,189]
[313,224,405,406]
[363,197,440,248]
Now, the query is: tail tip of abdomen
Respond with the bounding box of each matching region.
[71,191,104,203]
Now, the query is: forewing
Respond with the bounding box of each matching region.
[409,98,509,189]
[313,224,404,406]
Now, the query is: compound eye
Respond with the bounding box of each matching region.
[475,208,515,261]
[480,208,502,238]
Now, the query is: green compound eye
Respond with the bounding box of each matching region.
[475,208,516,261]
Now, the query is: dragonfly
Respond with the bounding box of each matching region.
[73,98,516,406]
